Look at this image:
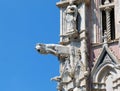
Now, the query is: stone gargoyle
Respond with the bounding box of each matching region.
[35,43,70,57]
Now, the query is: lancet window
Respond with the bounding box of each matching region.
[99,0,115,41]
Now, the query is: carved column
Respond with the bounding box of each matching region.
[102,31,108,47]
[80,31,89,91]
[104,0,111,41]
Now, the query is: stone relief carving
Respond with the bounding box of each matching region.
[36,42,88,91]
[48,45,86,91]
[61,57,73,83]
[61,57,74,91]
[65,0,78,36]
[52,57,74,91]
[74,60,84,81]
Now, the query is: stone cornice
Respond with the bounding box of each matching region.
[56,0,90,8]
[92,39,119,48]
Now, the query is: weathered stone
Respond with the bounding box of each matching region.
[35,0,120,91]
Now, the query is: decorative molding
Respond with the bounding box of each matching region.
[56,0,90,8]
[99,3,114,10]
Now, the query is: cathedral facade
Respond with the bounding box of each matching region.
[36,0,120,91]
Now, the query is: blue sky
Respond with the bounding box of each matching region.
[0,0,60,91]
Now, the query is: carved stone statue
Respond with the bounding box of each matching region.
[36,43,57,55]
[61,57,74,91]
[61,57,73,83]
[36,43,86,91]
[65,0,78,36]
[74,60,84,87]
[51,57,74,91]
[36,43,69,57]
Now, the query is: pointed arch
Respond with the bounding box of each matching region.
[91,47,120,91]
[94,63,118,82]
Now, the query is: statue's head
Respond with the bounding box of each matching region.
[35,43,47,54]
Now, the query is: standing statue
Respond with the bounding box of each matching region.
[66,0,78,35]
[61,57,74,91]
[51,57,74,91]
